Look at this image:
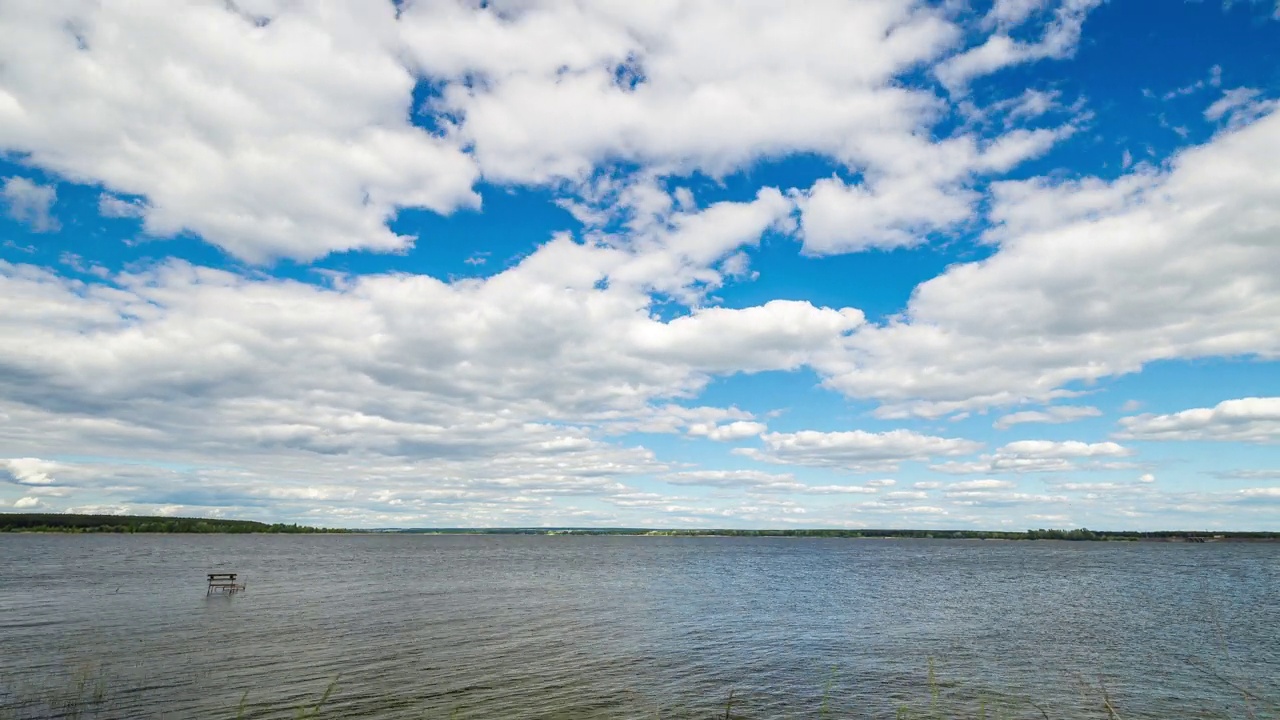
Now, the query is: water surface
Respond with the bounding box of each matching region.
[1,534,1276,718]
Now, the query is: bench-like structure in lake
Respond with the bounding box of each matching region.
[207,572,246,595]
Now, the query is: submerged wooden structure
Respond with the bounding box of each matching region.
[207,572,246,595]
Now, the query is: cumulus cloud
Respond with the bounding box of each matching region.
[662,470,798,489]
[1,177,59,232]
[737,429,983,472]
[793,124,1075,255]
[687,421,767,442]
[0,457,61,485]
[949,479,1017,491]
[1117,397,1280,444]
[0,1,1093,264]
[993,405,1101,429]
[803,485,881,495]
[625,470,883,497]
[819,108,1280,418]
[0,0,478,262]
[795,174,975,254]
[0,248,872,525]
[931,440,1133,474]
[401,1,961,182]
[999,440,1131,459]
[944,481,1069,507]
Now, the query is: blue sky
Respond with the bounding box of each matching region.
[1,0,1278,529]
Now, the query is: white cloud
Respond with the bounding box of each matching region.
[944,483,1070,506]
[984,0,1050,28]
[64,504,131,516]
[794,123,1075,255]
[1117,397,1280,444]
[802,485,880,495]
[795,174,976,254]
[1204,87,1278,128]
[0,0,478,262]
[1159,65,1224,101]
[631,299,864,372]
[0,249,875,525]
[884,490,929,500]
[98,193,145,219]
[659,471,880,496]
[687,421,767,442]
[603,187,798,304]
[13,496,40,509]
[949,479,1016,491]
[1139,473,1156,483]
[1002,89,1063,124]
[402,1,961,183]
[999,440,1131,459]
[993,405,1101,429]
[662,470,797,489]
[738,429,983,472]
[931,440,1132,474]
[1,457,62,485]
[818,108,1280,417]
[0,1,1090,265]
[1211,469,1280,480]
[936,0,1103,92]
[1,177,59,232]
[1236,487,1280,499]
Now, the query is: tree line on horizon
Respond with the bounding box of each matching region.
[0,513,346,534]
[394,527,1280,540]
[2,514,1276,539]
[616,528,1280,540]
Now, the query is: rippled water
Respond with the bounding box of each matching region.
[1,534,1276,719]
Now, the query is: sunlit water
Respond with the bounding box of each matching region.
[1,534,1276,719]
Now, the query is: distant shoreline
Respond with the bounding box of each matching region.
[382,529,1280,542]
[0,513,346,534]
[1,514,1276,540]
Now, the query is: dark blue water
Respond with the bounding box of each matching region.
[0,534,1276,719]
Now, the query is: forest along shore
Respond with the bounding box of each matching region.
[0,513,346,533]
[2,514,1277,540]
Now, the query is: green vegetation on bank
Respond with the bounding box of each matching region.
[394,526,1280,541]
[0,513,346,534]
[2,513,1276,539]
[634,527,1280,541]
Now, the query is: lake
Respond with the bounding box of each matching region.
[0,534,1276,719]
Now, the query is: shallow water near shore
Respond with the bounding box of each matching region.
[1,534,1276,718]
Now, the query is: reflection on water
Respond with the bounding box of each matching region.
[1,534,1276,718]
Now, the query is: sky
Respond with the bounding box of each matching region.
[0,0,1278,530]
